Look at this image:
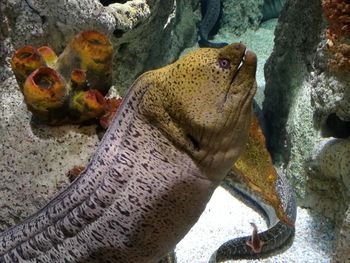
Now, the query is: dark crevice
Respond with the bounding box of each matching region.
[186,133,200,151]
[24,0,46,24]
[99,0,128,6]
[113,29,124,38]
[117,43,128,53]
[321,113,350,138]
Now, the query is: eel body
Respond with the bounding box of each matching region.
[210,169,296,262]
[198,0,227,48]
[208,103,296,262]
[0,43,257,262]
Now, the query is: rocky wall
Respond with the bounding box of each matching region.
[219,0,264,36]
[263,0,350,261]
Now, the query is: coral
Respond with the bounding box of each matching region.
[37,46,58,67]
[56,31,113,96]
[11,31,121,125]
[23,67,67,121]
[99,97,123,129]
[11,45,45,87]
[322,0,350,72]
[67,165,86,182]
[70,90,106,123]
[322,0,350,38]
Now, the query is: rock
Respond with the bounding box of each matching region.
[112,0,200,94]
[311,67,350,138]
[219,0,264,36]
[263,0,324,198]
[305,137,349,221]
[263,0,349,260]
[262,0,286,21]
[106,0,151,32]
[308,138,350,191]
[334,207,350,262]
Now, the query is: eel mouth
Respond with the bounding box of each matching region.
[229,51,247,86]
[224,49,256,102]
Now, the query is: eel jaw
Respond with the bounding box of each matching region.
[229,53,245,87]
[233,114,294,226]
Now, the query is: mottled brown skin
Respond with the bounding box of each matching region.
[0,43,256,263]
[140,44,257,178]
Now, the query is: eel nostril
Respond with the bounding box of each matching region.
[186,133,200,151]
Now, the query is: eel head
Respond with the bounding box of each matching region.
[139,43,257,180]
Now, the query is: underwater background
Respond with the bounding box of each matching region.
[0,0,349,262]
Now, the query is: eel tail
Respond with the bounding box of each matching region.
[209,170,297,262]
[262,0,287,21]
[198,0,227,48]
[198,30,228,48]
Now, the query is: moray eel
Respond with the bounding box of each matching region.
[211,169,296,261]
[0,43,258,262]
[198,0,228,48]
[210,111,296,262]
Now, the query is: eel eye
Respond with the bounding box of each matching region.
[219,58,230,69]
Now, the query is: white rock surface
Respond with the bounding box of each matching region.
[262,0,350,260]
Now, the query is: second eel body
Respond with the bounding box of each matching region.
[210,169,296,262]
[208,102,296,261]
[0,42,295,262]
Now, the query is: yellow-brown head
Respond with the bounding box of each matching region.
[139,43,257,180]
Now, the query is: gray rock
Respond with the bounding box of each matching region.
[263,0,324,172]
[262,0,286,21]
[219,0,264,36]
[106,0,151,32]
[334,207,350,262]
[263,0,349,260]
[111,0,200,94]
[311,64,350,135]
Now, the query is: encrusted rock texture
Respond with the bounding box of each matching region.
[219,0,264,36]
[322,0,350,73]
[0,0,200,229]
[263,0,350,261]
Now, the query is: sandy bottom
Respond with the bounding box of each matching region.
[176,186,335,263]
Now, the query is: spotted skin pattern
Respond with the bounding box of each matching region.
[0,43,257,263]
